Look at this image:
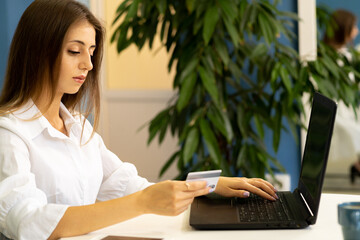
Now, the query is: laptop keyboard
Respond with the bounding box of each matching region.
[236,193,293,222]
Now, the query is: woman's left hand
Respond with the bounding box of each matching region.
[214,177,278,201]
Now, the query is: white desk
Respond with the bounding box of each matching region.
[63,193,360,240]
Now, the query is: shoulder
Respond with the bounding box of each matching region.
[0,102,45,141]
[0,114,26,136]
[0,114,31,151]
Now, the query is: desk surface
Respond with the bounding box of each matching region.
[63,193,360,240]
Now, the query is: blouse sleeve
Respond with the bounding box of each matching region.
[96,134,153,201]
[0,127,68,240]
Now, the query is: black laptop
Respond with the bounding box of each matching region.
[190,92,337,230]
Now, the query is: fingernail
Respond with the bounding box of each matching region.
[209,188,215,193]
[275,194,279,199]
[243,191,250,197]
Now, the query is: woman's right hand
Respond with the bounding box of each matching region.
[137,180,210,216]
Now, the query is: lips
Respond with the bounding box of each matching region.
[73,75,86,84]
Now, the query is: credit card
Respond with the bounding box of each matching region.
[186,169,222,193]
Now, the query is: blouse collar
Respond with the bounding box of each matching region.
[12,100,82,141]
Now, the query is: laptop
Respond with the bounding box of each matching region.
[190,92,337,230]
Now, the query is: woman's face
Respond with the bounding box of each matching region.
[350,25,359,41]
[57,20,96,95]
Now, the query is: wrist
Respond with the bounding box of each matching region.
[134,189,149,215]
[214,177,224,194]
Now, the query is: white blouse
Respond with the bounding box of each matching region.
[0,101,151,240]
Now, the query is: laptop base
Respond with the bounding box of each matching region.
[190,194,309,230]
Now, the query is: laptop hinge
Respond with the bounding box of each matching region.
[299,192,315,223]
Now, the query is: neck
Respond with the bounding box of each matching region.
[34,93,68,135]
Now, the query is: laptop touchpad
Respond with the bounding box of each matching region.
[192,196,238,224]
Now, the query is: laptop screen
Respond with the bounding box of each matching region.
[298,92,337,222]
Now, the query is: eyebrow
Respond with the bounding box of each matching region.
[69,40,96,48]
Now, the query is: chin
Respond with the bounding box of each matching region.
[66,88,81,95]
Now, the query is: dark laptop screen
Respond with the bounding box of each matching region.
[298,92,337,221]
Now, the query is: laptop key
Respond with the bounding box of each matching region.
[236,194,293,222]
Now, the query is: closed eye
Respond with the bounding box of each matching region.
[68,50,80,55]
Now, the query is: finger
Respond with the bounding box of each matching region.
[231,189,250,198]
[182,181,207,192]
[172,184,210,202]
[249,179,277,199]
[182,186,211,199]
[192,186,211,197]
[243,183,276,201]
[255,178,277,192]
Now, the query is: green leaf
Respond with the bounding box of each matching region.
[270,62,280,84]
[207,105,233,143]
[158,117,168,144]
[240,3,252,32]
[183,128,200,164]
[223,14,239,47]
[214,37,230,66]
[112,4,130,26]
[207,107,226,137]
[250,43,268,59]
[254,115,264,139]
[147,108,169,145]
[221,108,234,143]
[236,144,247,168]
[198,66,219,105]
[278,10,300,21]
[176,72,197,112]
[279,67,292,93]
[285,115,299,144]
[260,1,279,15]
[186,0,195,13]
[273,105,282,152]
[237,105,248,137]
[201,49,215,71]
[148,122,162,145]
[124,0,139,22]
[258,12,273,45]
[115,0,130,14]
[299,66,309,84]
[160,20,167,42]
[179,108,203,143]
[321,56,340,79]
[199,119,222,167]
[202,6,219,45]
[193,17,204,35]
[155,0,167,14]
[219,0,238,22]
[179,58,198,84]
[116,25,130,53]
[228,61,243,81]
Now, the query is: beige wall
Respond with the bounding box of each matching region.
[104,0,175,90]
[95,0,179,182]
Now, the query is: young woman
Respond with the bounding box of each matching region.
[0,1,277,239]
[323,9,358,51]
[323,9,360,184]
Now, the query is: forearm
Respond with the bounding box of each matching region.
[48,180,210,240]
[48,191,144,240]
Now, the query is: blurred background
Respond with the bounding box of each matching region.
[0,0,359,195]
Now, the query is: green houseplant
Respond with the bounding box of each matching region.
[111,0,360,180]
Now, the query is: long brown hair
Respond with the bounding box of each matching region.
[323,9,357,49]
[0,0,104,140]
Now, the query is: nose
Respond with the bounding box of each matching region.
[79,53,93,71]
